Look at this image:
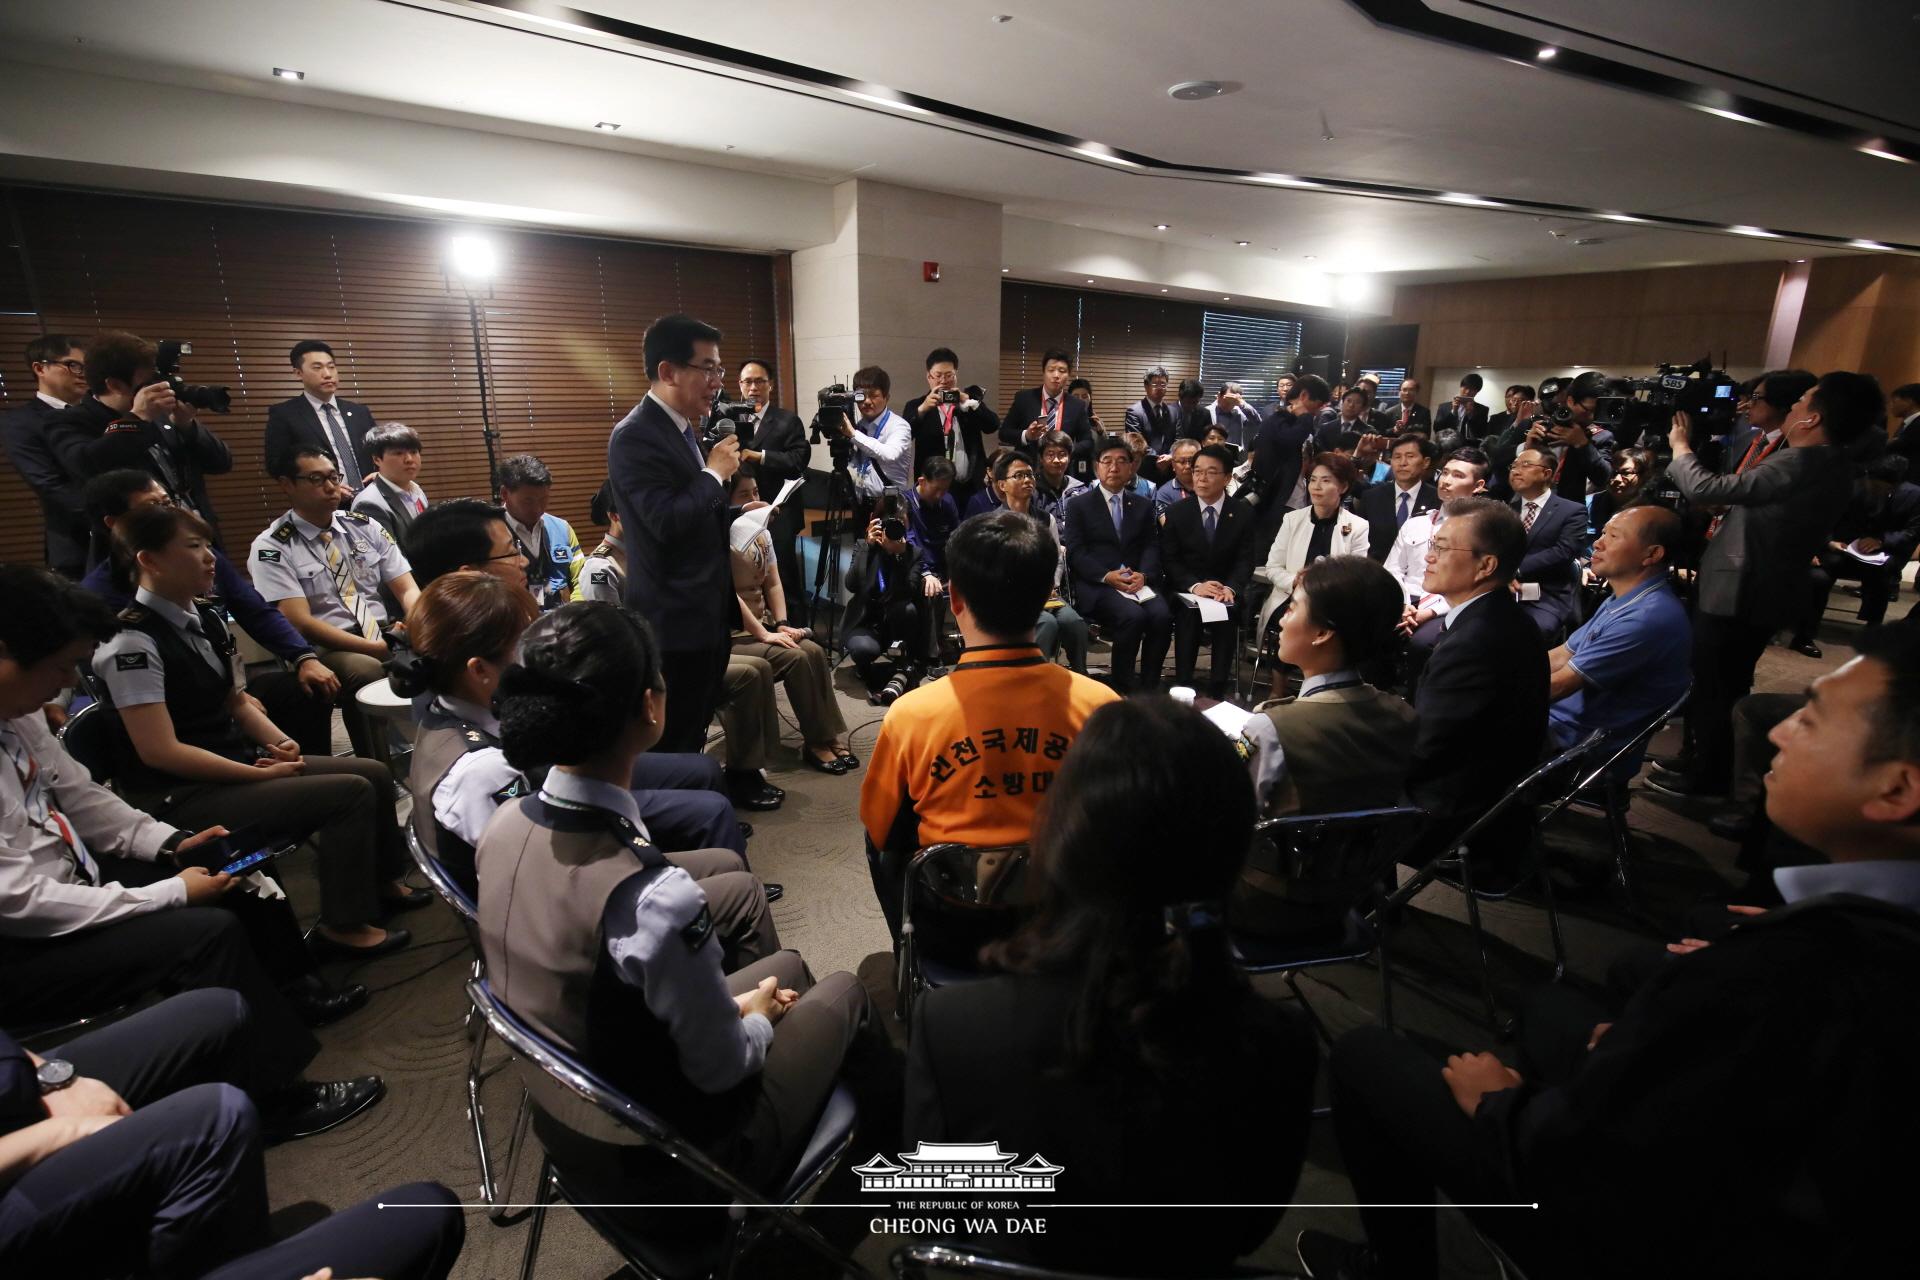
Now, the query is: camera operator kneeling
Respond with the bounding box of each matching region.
[842,489,932,704]
[474,602,899,1212]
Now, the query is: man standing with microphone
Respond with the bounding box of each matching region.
[608,314,741,753]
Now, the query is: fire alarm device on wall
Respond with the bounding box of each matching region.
[923,261,940,283]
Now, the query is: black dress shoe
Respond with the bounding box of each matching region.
[1788,639,1823,659]
[306,925,412,963]
[1645,767,1726,799]
[380,885,434,914]
[261,1076,385,1142]
[763,882,784,903]
[1647,752,1692,773]
[737,821,754,842]
[284,975,369,1028]
[726,774,785,812]
[1708,811,1756,841]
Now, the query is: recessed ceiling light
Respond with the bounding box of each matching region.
[1001,267,1010,273]
[1792,258,1807,263]
[1849,239,1894,251]
[1086,278,1095,284]
[1302,254,1317,260]
[1536,47,1557,60]
[273,67,304,80]
[1235,240,1250,246]
[1859,144,1912,164]
[1160,288,1169,293]
[1222,296,1232,301]
[1167,80,1228,101]
[1155,223,1170,231]
[594,121,621,131]
[991,13,1012,23]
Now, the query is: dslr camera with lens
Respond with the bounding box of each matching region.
[155,340,232,414]
[871,667,915,707]
[872,486,909,543]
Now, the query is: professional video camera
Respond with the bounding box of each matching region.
[808,380,870,467]
[699,393,759,454]
[155,340,232,413]
[1595,358,1739,450]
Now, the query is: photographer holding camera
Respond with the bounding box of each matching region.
[46,331,234,545]
[1515,371,1615,503]
[607,314,745,754]
[906,347,999,507]
[841,488,930,704]
[833,366,912,511]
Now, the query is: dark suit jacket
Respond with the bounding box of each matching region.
[354,476,420,542]
[1377,401,1432,434]
[1409,588,1549,854]
[1474,895,1920,1277]
[907,972,1314,1276]
[1001,387,1092,448]
[1435,400,1490,440]
[1839,479,1920,567]
[1315,415,1374,451]
[264,395,377,482]
[1512,490,1587,627]
[1358,480,1440,560]
[839,539,925,648]
[0,397,87,575]
[747,405,810,545]
[904,393,999,493]
[1668,444,1855,629]
[1890,415,1920,467]
[607,396,734,652]
[44,397,234,545]
[1160,494,1258,602]
[1062,484,1164,604]
[1123,397,1183,452]
[1248,410,1315,529]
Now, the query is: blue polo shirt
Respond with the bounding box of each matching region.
[1549,573,1691,748]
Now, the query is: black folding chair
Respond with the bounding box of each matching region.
[895,843,1032,1022]
[1563,688,1691,906]
[893,1240,1303,1279]
[467,978,861,1280]
[56,700,118,785]
[1231,806,1426,1042]
[404,824,529,1223]
[1387,731,1613,1029]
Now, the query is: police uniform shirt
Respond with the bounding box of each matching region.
[576,540,624,604]
[541,768,773,1085]
[92,587,246,709]
[248,508,409,630]
[430,694,542,852]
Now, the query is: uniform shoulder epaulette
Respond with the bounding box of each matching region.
[272,521,297,544]
[116,604,150,624]
[339,510,372,525]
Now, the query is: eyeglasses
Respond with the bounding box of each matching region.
[37,358,86,375]
[1004,470,1036,482]
[679,360,727,380]
[294,471,343,488]
[1509,459,1550,471]
[1428,539,1485,556]
[738,374,770,385]
[485,549,526,563]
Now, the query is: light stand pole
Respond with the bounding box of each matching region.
[446,233,503,485]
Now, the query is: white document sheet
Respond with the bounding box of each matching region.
[1203,700,1254,737]
[727,478,804,552]
[1178,592,1231,624]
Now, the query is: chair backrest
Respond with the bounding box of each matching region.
[404,823,478,925]
[1251,806,1425,893]
[57,701,117,785]
[902,843,1034,969]
[1448,729,1611,856]
[1576,686,1691,795]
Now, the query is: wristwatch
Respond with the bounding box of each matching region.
[37,1059,75,1094]
[159,829,188,865]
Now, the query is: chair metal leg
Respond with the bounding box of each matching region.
[467,1018,503,1209]
[1606,783,1637,906]
[518,1155,556,1280]
[490,1089,532,1225]
[1457,847,1502,1031]
[1375,932,1396,1034]
[1535,853,1568,984]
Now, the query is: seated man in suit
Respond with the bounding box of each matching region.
[1506,446,1588,639]
[1387,448,1492,691]
[1305,621,1920,1280]
[1317,387,1379,452]
[1407,497,1550,876]
[1547,505,1692,753]
[1433,372,1491,441]
[1003,350,1092,451]
[1062,435,1175,692]
[348,421,428,542]
[1890,381,1920,466]
[1380,377,1432,435]
[1789,452,1920,656]
[1358,435,1439,560]
[265,339,376,486]
[1161,445,1257,698]
[903,347,999,508]
[0,333,91,578]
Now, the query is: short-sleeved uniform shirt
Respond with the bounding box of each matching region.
[1549,573,1691,747]
[247,508,410,629]
[860,646,1119,852]
[92,587,246,707]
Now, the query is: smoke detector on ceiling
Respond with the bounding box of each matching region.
[1167,81,1228,101]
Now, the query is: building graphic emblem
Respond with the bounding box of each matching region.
[854,1141,1063,1192]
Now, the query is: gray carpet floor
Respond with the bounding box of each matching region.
[257,581,1889,1279]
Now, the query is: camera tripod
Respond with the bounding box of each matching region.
[807,451,862,664]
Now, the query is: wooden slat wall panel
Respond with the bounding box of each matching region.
[0,186,777,566]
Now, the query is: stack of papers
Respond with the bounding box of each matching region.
[1178,592,1231,624]
[1844,539,1892,567]
[728,476,804,551]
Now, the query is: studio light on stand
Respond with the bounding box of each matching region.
[446,233,503,485]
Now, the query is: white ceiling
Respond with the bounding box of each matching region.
[0,0,1915,286]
